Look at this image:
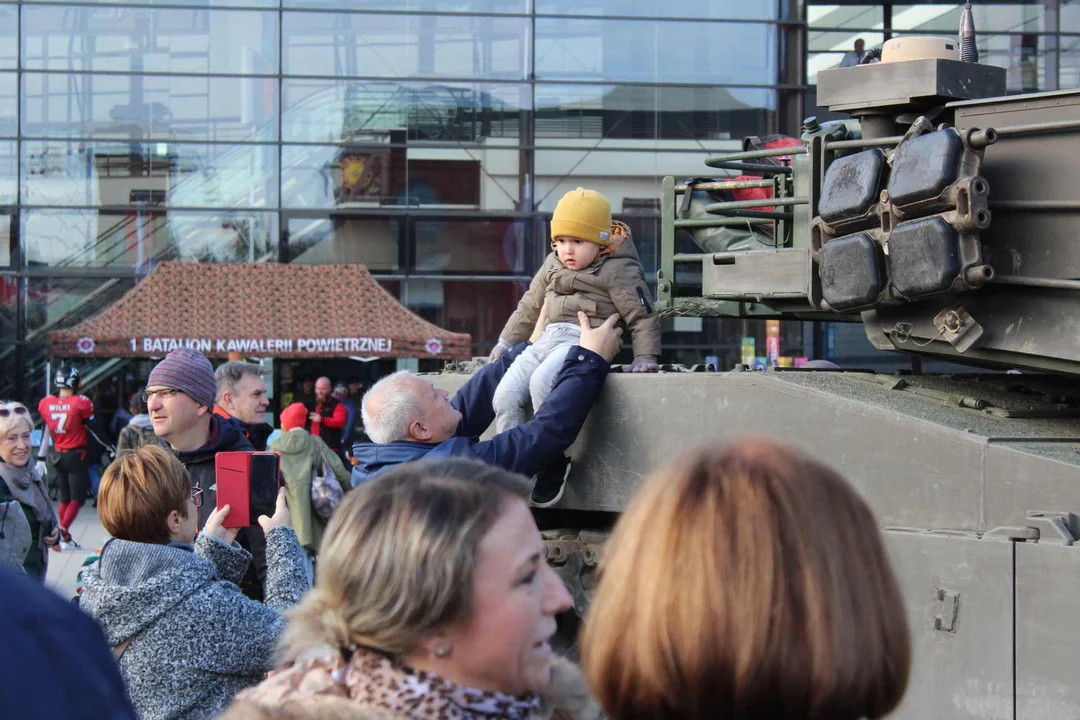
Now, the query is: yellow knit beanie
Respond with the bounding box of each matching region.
[550,188,612,247]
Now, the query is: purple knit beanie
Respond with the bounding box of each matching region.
[147,348,217,409]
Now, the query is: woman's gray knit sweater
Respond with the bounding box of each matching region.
[79,526,309,720]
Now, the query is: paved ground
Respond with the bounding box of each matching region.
[45,505,111,600]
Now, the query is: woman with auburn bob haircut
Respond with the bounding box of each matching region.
[80,445,309,720]
[581,439,911,720]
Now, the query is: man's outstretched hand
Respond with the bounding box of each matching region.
[578,312,623,363]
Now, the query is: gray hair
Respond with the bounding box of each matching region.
[361,371,422,444]
[214,362,265,403]
[277,458,530,663]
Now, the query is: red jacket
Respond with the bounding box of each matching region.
[730,136,803,212]
[38,395,94,451]
[306,398,347,451]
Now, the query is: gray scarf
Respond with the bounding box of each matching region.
[0,460,58,577]
[0,460,58,531]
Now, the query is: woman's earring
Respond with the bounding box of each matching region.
[434,643,453,659]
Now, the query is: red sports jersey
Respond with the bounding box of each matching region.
[38,395,94,451]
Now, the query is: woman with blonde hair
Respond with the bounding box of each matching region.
[80,444,309,720]
[581,439,911,720]
[0,400,59,578]
[224,458,597,720]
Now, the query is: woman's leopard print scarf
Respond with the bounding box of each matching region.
[245,646,542,720]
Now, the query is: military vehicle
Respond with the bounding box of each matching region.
[433,12,1080,719]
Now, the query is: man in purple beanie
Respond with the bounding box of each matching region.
[144,347,268,601]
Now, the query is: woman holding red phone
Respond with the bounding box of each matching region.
[80,445,309,720]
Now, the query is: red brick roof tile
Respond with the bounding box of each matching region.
[50,263,472,361]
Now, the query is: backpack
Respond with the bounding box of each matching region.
[310,444,343,522]
[679,135,802,254]
[117,425,157,456]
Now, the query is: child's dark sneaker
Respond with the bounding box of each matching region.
[531,456,571,508]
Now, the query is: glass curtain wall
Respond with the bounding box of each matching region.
[1,0,794,401]
[808,1,1080,91]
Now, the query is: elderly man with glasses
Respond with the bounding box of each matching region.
[144,348,272,601]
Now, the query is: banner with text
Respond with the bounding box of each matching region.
[132,337,393,355]
[52,333,479,360]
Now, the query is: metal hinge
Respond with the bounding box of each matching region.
[1027,511,1079,546]
[984,525,1040,542]
[984,511,1079,545]
[931,587,960,633]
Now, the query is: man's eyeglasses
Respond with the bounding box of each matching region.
[191,486,203,509]
[141,388,181,403]
[0,405,30,418]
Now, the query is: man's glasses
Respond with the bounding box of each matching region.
[0,405,30,418]
[141,388,181,403]
[191,486,203,509]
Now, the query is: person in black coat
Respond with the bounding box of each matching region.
[332,382,359,465]
[145,348,269,601]
[214,362,274,451]
[0,564,136,719]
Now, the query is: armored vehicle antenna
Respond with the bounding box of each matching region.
[960,2,979,62]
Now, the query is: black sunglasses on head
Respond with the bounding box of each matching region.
[0,406,29,418]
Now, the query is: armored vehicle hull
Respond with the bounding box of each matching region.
[432,368,1080,719]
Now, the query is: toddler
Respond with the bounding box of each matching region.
[491,187,661,506]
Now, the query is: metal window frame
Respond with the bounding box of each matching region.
[2,0,820,394]
[11,0,784,24]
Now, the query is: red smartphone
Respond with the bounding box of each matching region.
[215,451,280,527]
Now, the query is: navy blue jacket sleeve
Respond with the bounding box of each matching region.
[452,341,531,439]
[341,399,358,447]
[0,567,137,720]
[469,346,609,478]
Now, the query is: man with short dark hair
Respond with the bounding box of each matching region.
[146,348,267,600]
[332,382,358,465]
[214,361,273,451]
[116,391,156,456]
[840,38,867,68]
[293,377,316,408]
[347,378,364,402]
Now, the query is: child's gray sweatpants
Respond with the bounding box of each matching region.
[492,322,582,433]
